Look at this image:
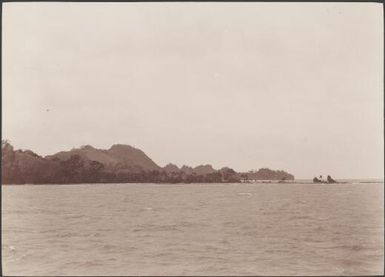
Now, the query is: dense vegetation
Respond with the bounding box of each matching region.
[1,140,294,184]
[241,168,295,181]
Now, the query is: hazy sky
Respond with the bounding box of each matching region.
[3,3,383,179]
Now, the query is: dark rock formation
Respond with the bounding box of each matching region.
[327,175,337,183]
[313,175,337,184]
[313,177,322,183]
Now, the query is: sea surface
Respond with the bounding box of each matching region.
[2,182,384,276]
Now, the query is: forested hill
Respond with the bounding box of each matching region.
[1,140,294,184]
[241,168,295,181]
[46,144,161,172]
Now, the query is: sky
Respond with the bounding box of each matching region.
[2,3,383,179]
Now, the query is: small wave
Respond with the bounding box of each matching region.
[66,215,85,219]
[264,248,292,254]
[101,244,116,251]
[238,192,252,197]
[81,261,103,267]
[91,233,102,238]
[57,232,78,238]
[290,215,314,220]
[6,253,28,263]
[323,244,366,252]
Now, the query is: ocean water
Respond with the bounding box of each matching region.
[2,182,384,276]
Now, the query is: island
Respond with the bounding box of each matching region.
[1,140,294,184]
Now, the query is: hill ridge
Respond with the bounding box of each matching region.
[2,140,295,184]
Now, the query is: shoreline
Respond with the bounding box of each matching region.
[2,180,383,186]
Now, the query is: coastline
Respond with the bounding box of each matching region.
[2,179,383,186]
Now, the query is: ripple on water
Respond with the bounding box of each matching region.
[1,183,383,276]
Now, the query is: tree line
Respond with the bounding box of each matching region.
[1,140,240,184]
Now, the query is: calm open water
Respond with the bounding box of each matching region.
[2,182,384,276]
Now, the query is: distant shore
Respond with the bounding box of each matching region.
[2,179,383,186]
[2,141,294,185]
